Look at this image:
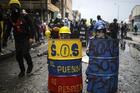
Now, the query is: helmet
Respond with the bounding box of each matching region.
[86,19,91,27]
[45,30,51,38]
[59,26,71,34]
[64,17,68,20]
[113,18,117,22]
[97,15,101,20]
[22,9,27,14]
[56,13,62,19]
[9,0,21,7]
[96,24,106,33]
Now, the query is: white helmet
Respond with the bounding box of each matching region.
[57,13,62,19]
[22,9,27,14]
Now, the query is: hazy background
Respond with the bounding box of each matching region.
[72,0,140,22]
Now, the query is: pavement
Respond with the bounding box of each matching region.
[127,32,140,43]
[0,40,15,61]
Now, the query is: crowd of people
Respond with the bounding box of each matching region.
[0,5,130,54]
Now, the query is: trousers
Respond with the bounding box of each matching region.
[15,41,33,72]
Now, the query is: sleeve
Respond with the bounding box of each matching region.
[94,22,98,30]
[25,14,35,39]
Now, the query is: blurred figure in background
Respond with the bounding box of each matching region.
[108,18,120,39]
[94,15,106,34]
[120,21,128,39]
[9,0,35,77]
[123,23,128,38]
[72,21,80,38]
[120,21,124,39]
[49,13,64,39]
[34,12,42,42]
[134,24,138,35]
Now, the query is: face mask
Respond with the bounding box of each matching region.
[10,5,20,21]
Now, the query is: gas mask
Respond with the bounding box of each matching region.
[10,4,21,21]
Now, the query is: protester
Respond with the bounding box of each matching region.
[49,13,64,39]
[108,18,120,39]
[9,0,35,77]
[134,24,138,35]
[94,15,106,33]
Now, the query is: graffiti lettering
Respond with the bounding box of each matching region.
[51,44,80,57]
[88,59,118,73]
[90,39,119,57]
[60,44,70,57]
[57,66,81,73]
[51,78,57,86]
[71,43,79,56]
[51,44,56,56]
[58,84,82,93]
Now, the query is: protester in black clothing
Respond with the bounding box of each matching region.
[109,18,120,39]
[120,21,124,39]
[123,23,128,38]
[34,12,42,42]
[9,0,35,77]
[134,25,138,35]
[72,21,80,38]
[121,22,128,39]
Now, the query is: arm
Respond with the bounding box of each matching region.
[24,14,35,43]
[5,19,13,40]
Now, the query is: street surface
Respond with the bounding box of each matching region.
[0,40,140,93]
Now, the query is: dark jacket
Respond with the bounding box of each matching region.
[10,14,35,43]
